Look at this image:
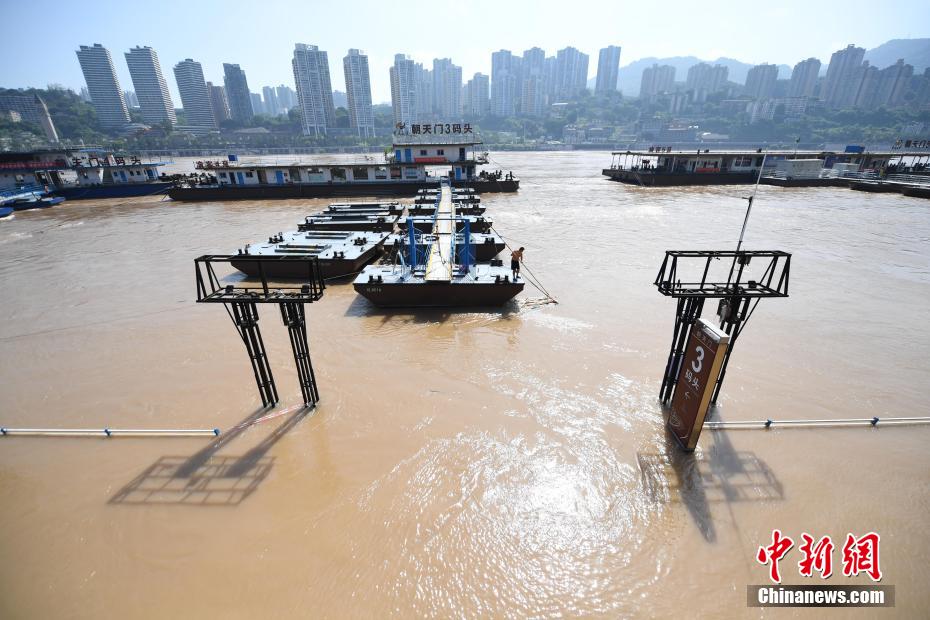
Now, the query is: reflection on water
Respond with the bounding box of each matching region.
[1,151,929,617]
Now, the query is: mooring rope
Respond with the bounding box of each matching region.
[490,225,558,304]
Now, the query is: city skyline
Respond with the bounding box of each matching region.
[2,0,927,105]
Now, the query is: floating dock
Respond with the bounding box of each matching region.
[398,214,492,234]
[298,212,399,232]
[383,232,504,262]
[353,264,523,307]
[353,179,523,308]
[231,230,387,279]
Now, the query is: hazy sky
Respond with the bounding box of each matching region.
[1,0,927,104]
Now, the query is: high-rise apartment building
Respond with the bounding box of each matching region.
[553,47,589,100]
[822,44,866,107]
[521,47,546,116]
[390,54,419,125]
[595,45,622,93]
[206,82,231,122]
[343,49,375,137]
[787,58,821,98]
[463,72,490,117]
[491,49,520,117]
[75,43,130,129]
[262,86,280,116]
[640,64,676,99]
[223,63,254,122]
[173,59,216,129]
[250,92,264,115]
[276,85,297,112]
[854,59,914,109]
[125,46,176,126]
[686,63,729,96]
[744,63,779,100]
[416,63,433,120]
[432,58,462,119]
[292,44,336,136]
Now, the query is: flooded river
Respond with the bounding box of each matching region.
[1,151,928,617]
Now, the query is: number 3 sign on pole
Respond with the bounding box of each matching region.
[667,318,730,452]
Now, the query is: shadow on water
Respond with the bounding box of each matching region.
[636,421,784,543]
[109,405,315,507]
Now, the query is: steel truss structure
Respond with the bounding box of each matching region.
[655,250,791,405]
[196,255,326,407]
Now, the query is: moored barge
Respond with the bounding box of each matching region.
[602,147,905,187]
[383,231,505,262]
[231,230,387,279]
[0,149,172,199]
[354,180,522,308]
[168,135,518,201]
[298,212,399,233]
[354,264,523,308]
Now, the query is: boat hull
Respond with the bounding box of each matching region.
[52,182,173,200]
[602,168,757,186]
[354,279,523,308]
[902,186,930,199]
[168,179,518,201]
[849,181,898,193]
[760,177,849,188]
[231,251,378,280]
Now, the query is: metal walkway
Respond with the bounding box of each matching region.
[424,183,455,282]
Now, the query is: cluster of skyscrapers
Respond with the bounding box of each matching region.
[637,43,928,116]
[73,40,926,140]
[390,45,621,125]
[74,42,626,136]
[75,43,300,134]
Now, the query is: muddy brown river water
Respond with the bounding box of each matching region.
[1,151,928,618]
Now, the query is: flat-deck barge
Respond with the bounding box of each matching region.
[232,230,387,279]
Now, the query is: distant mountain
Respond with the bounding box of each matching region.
[864,38,930,72]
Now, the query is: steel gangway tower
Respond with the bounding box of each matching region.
[195,254,326,407]
[654,250,791,405]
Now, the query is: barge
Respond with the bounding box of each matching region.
[168,135,518,201]
[298,211,400,233]
[383,231,505,262]
[354,264,523,308]
[353,181,522,308]
[602,147,906,187]
[231,230,387,279]
[398,215,492,234]
[0,149,172,200]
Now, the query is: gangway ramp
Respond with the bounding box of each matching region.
[424,183,455,282]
